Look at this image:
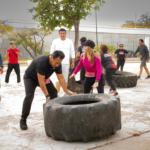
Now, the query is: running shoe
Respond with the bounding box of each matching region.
[20,119,28,130]
[113,93,120,98]
[145,75,150,79]
[17,82,22,86]
[109,89,113,94]
[4,82,8,86]
[137,76,141,79]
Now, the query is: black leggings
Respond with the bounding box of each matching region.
[117,59,125,71]
[106,68,116,91]
[80,66,85,84]
[21,75,57,119]
[5,63,21,83]
[84,75,104,93]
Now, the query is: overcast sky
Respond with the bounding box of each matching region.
[0,0,149,25]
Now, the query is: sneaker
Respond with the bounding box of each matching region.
[17,82,21,86]
[4,82,8,86]
[62,92,68,97]
[57,93,60,98]
[145,75,150,79]
[20,119,28,130]
[109,89,113,94]
[137,76,141,79]
[113,93,120,98]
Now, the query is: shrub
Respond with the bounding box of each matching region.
[42,51,50,55]
[94,43,117,55]
[136,53,140,58]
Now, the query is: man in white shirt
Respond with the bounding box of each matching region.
[50,28,75,95]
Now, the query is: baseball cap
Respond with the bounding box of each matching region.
[10,41,15,44]
[83,40,95,49]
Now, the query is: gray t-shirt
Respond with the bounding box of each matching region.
[133,44,149,60]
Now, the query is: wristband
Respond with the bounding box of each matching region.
[46,95,50,98]
[95,80,99,82]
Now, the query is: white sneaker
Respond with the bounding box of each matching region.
[4,82,8,86]
[62,92,68,97]
[17,82,21,86]
[57,93,60,98]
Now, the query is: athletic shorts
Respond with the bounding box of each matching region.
[141,59,146,66]
[61,64,70,82]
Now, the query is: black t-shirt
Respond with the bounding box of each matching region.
[115,49,129,59]
[78,45,84,54]
[101,53,117,69]
[25,55,62,82]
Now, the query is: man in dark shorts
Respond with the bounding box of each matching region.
[76,37,87,84]
[114,44,129,71]
[20,51,74,130]
[132,39,150,79]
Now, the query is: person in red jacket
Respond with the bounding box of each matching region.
[5,41,22,85]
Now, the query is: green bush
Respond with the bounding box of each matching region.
[94,43,117,55]
[136,53,140,58]
[2,56,5,61]
[42,51,50,55]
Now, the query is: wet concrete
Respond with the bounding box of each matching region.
[0,63,150,150]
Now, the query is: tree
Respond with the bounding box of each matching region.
[123,12,150,28]
[29,0,105,52]
[8,28,50,59]
[0,21,14,38]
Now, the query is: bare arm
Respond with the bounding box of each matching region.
[57,74,74,95]
[5,52,9,59]
[37,73,50,101]
[113,53,117,60]
[125,53,130,59]
[17,52,22,58]
[76,52,81,61]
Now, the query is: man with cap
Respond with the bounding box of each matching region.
[76,37,87,84]
[5,41,22,85]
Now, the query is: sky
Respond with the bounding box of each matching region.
[0,0,150,25]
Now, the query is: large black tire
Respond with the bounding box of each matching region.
[110,71,137,88]
[43,94,121,142]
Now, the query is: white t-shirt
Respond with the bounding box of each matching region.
[50,38,75,64]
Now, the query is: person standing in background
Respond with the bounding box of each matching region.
[0,53,4,101]
[5,41,22,85]
[76,37,87,84]
[50,28,75,96]
[114,44,130,71]
[132,39,150,79]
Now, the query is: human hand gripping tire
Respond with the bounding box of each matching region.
[92,82,99,88]
[70,74,76,79]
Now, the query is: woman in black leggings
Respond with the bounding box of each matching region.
[100,45,119,97]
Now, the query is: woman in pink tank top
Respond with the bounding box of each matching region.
[70,40,104,93]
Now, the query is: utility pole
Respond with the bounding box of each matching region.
[135,13,137,28]
[95,1,98,46]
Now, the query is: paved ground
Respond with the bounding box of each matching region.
[0,63,150,150]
